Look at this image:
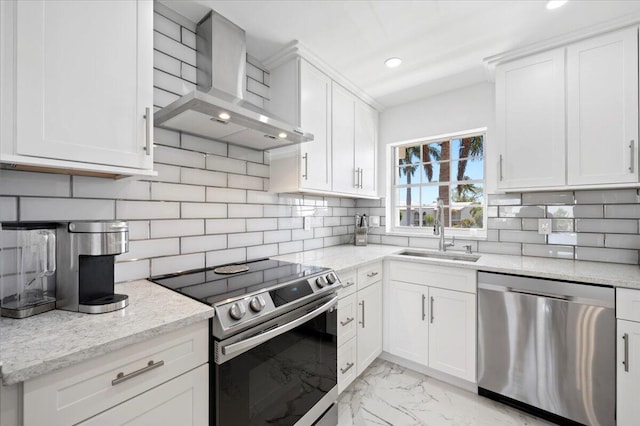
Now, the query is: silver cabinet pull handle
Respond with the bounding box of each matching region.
[359,168,363,188]
[340,362,354,374]
[354,168,359,188]
[340,317,354,326]
[629,140,635,173]
[366,271,378,278]
[112,360,164,386]
[430,296,434,323]
[623,333,630,372]
[302,153,308,180]
[422,294,426,321]
[499,154,503,181]
[343,281,355,288]
[359,300,365,328]
[144,107,152,156]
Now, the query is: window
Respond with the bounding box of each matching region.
[389,130,485,236]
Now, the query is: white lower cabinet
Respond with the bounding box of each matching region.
[386,260,477,383]
[617,288,640,426]
[79,364,208,426]
[336,262,383,393]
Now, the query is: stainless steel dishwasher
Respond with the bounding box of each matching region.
[477,271,615,426]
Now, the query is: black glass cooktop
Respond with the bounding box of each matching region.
[150,258,329,305]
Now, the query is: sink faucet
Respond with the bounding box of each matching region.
[434,198,455,251]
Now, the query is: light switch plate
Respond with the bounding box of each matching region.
[303,216,311,231]
[538,218,552,235]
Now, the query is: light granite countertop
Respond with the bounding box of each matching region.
[274,244,640,289]
[0,280,214,386]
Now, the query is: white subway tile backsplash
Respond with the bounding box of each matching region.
[291,229,313,240]
[114,260,149,282]
[332,226,348,235]
[247,162,269,178]
[604,234,640,250]
[488,218,521,230]
[74,177,150,200]
[264,230,291,244]
[181,234,227,253]
[153,127,181,147]
[278,217,303,229]
[279,240,303,255]
[243,92,265,109]
[153,31,196,65]
[207,188,246,203]
[150,219,204,238]
[604,204,640,219]
[154,12,181,40]
[488,193,521,206]
[154,69,196,95]
[477,241,522,255]
[21,198,114,221]
[228,145,265,163]
[206,155,246,174]
[117,200,180,220]
[246,62,264,83]
[154,50,181,77]
[247,190,278,204]
[153,87,180,108]
[181,202,226,218]
[499,230,546,244]
[522,191,573,206]
[314,227,332,238]
[340,199,356,208]
[228,174,263,190]
[575,246,638,264]
[575,218,638,234]
[151,253,205,276]
[181,134,227,155]
[247,78,270,99]
[181,168,226,187]
[498,206,545,218]
[181,62,197,84]
[0,170,70,197]
[152,182,205,202]
[324,217,341,227]
[118,238,179,261]
[407,237,439,250]
[206,219,246,234]
[522,244,574,259]
[575,189,639,204]
[228,232,263,248]
[155,145,205,168]
[181,27,196,48]
[246,218,278,232]
[304,238,324,251]
[206,248,246,267]
[247,244,278,259]
[265,205,292,217]
[0,197,17,221]
[229,204,263,218]
[128,221,150,240]
[381,235,409,246]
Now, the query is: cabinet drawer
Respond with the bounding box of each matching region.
[389,261,476,293]
[24,321,208,426]
[337,269,357,299]
[337,337,357,394]
[617,288,640,322]
[357,262,382,290]
[338,293,357,345]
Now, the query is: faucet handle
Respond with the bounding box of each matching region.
[464,244,472,254]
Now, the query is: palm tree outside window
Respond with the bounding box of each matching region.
[394,131,485,233]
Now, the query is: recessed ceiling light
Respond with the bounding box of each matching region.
[278,132,287,139]
[384,57,402,68]
[546,0,568,10]
[218,112,230,120]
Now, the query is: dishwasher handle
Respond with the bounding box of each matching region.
[510,288,570,301]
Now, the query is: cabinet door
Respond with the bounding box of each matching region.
[356,280,382,375]
[337,337,357,394]
[354,100,377,196]
[617,320,640,426]
[13,0,153,171]
[496,48,565,189]
[337,293,357,346]
[79,364,208,426]
[387,280,428,365]
[428,287,476,382]
[332,82,357,194]
[299,59,332,191]
[567,27,638,185]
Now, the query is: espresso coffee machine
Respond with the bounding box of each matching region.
[56,221,129,314]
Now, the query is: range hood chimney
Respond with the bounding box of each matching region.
[154,11,313,150]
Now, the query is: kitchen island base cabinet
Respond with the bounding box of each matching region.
[385,261,477,384]
[78,364,208,426]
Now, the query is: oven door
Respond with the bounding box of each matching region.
[212,295,338,426]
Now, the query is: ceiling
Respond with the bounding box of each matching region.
[164,1,640,109]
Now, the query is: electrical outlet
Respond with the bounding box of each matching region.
[369,216,380,227]
[303,216,311,231]
[538,218,552,235]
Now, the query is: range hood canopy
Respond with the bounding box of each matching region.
[154,11,313,151]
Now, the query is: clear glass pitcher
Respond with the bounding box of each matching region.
[1,224,57,317]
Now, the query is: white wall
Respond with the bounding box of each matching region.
[378,82,496,198]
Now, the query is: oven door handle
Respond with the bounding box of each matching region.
[221,295,338,358]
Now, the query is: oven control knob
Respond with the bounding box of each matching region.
[316,276,328,288]
[326,272,338,285]
[249,296,266,313]
[229,302,246,320]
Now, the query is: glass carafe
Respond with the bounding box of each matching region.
[1,224,57,318]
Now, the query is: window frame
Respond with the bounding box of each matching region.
[386,128,488,239]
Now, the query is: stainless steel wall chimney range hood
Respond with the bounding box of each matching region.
[154,11,313,151]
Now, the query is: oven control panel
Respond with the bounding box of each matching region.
[212,271,341,339]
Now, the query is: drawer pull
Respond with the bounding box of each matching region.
[144,107,152,156]
[340,362,354,374]
[343,281,355,288]
[112,360,165,386]
[623,333,630,372]
[366,271,379,278]
[359,300,365,328]
[340,317,354,326]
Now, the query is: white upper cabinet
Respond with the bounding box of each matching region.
[567,27,639,185]
[0,0,154,176]
[354,100,378,196]
[331,82,357,194]
[496,48,566,190]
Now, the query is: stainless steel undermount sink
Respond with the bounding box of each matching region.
[396,250,481,262]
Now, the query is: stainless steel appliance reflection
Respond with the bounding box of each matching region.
[478,272,615,426]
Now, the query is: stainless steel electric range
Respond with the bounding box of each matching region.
[151,258,341,426]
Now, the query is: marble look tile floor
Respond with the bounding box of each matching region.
[338,359,553,426]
